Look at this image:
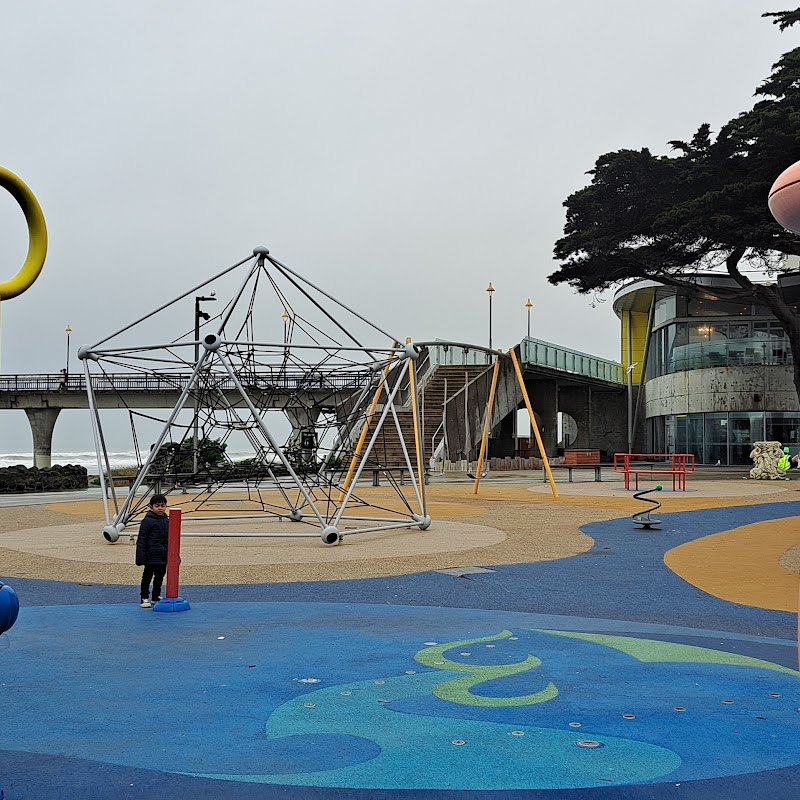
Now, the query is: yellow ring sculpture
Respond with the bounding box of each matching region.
[0,166,47,300]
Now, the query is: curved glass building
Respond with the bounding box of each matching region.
[613,274,800,465]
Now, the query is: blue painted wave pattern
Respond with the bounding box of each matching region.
[192,670,682,789]
[191,625,800,790]
[2,603,798,791]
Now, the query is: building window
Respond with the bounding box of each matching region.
[704,413,728,465]
[649,319,792,377]
[687,297,751,317]
[766,413,800,451]
[730,412,764,465]
[687,415,704,464]
[654,295,676,327]
[665,323,688,373]
[651,411,768,465]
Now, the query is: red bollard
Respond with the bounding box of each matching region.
[165,508,182,599]
[153,508,190,613]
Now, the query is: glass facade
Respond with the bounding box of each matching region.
[651,412,800,465]
[647,320,792,377]
[642,286,798,464]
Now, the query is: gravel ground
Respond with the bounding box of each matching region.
[0,480,797,584]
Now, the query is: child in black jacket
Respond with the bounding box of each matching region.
[135,494,169,608]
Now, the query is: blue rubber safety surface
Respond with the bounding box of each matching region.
[1,501,799,799]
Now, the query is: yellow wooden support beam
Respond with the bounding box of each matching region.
[472,351,501,494]
[509,347,558,498]
[339,344,398,499]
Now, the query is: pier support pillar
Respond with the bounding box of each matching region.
[488,411,516,458]
[24,408,61,468]
[525,378,558,457]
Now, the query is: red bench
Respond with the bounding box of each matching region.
[613,453,695,491]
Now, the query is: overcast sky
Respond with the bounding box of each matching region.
[0,1,795,453]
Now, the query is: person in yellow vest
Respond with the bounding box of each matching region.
[778,446,792,479]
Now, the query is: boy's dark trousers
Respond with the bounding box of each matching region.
[140,564,167,601]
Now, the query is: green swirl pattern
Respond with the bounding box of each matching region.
[414,629,558,707]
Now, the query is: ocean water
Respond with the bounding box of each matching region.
[0,451,260,471]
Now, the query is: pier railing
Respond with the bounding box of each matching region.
[520,337,625,384]
[0,369,374,393]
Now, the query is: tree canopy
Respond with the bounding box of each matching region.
[549,8,800,308]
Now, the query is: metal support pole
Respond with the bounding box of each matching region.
[193,301,200,475]
[407,339,427,514]
[333,359,411,528]
[192,295,216,475]
[84,359,111,526]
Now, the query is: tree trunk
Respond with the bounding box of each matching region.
[726,249,800,408]
[755,282,800,405]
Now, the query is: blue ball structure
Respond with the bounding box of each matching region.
[0,581,19,635]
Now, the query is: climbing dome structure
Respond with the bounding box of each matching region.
[81,247,430,545]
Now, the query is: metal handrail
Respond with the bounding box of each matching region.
[0,369,373,393]
[430,422,444,464]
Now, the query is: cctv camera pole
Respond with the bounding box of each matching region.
[193,295,216,475]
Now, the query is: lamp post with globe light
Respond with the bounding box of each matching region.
[486,283,495,350]
[65,325,72,380]
[192,295,216,474]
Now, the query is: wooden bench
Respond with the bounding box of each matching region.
[371,468,407,486]
[543,464,608,482]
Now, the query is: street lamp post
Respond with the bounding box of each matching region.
[525,298,532,339]
[486,283,495,350]
[64,325,72,379]
[193,295,216,474]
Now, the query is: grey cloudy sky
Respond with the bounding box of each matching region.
[0,0,794,452]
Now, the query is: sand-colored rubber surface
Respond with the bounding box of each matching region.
[2,518,507,566]
[665,519,800,612]
[0,479,797,585]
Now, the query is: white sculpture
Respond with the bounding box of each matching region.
[749,441,786,480]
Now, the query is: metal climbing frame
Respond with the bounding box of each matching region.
[81,247,431,545]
